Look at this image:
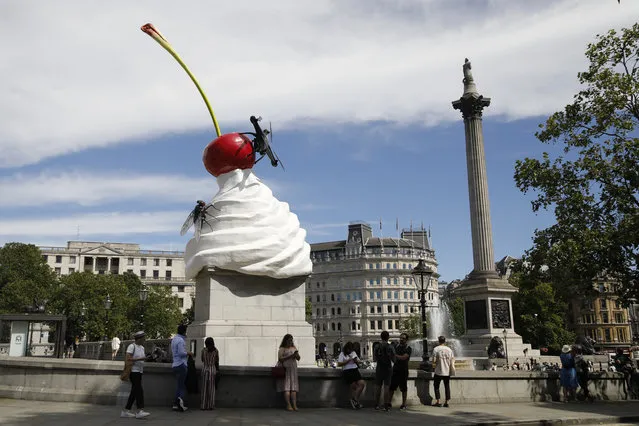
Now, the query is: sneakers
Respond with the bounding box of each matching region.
[177,397,188,412]
[120,410,135,418]
[443,402,449,408]
[432,402,442,407]
[356,402,363,410]
[374,405,382,411]
[350,399,357,409]
[399,405,407,411]
[135,410,150,419]
[172,405,179,411]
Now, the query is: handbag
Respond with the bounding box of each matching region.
[120,361,132,381]
[271,362,286,379]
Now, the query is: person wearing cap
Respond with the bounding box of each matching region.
[559,344,578,402]
[121,331,150,419]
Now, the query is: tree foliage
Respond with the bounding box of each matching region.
[510,261,576,354]
[514,23,639,300]
[444,297,466,337]
[0,243,58,313]
[0,243,183,340]
[400,313,428,339]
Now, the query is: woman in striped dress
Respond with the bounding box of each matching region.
[200,337,219,410]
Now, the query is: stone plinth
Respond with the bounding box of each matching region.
[188,268,315,367]
[455,275,528,358]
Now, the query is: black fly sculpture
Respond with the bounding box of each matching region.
[242,115,284,170]
[180,200,217,241]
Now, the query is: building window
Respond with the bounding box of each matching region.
[166,270,172,280]
[337,307,341,315]
[376,291,381,300]
[357,306,360,314]
[404,305,408,313]
[370,321,375,330]
[54,267,61,275]
[153,270,159,278]
[69,256,76,264]
[347,294,351,301]
[369,292,374,300]
[387,320,393,329]
[331,308,335,315]
[68,267,75,273]
[166,259,172,267]
[331,294,335,301]
[394,305,399,313]
[140,259,147,266]
[615,300,622,309]
[394,291,399,299]
[337,322,342,331]
[370,306,375,314]
[178,285,185,292]
[600,299,607,309]
[617,328,626,342]
[128,258,134,265]
[387,291,391,299]
[386,263,390,269]
[604,328,612,342]
[322,323,327,331]
[140,270,146,278]
[387,305,392,313]
[323,295,326,302]
[331,323,336,331]
[377,306,382,313]
[42,255,48,262]
[55,255,62,263]
[351,321,356,330]
[376,263,380,269]
[316,308,320,316]
[615,313,624,323]
[316,295,320,302]
[393,263,397,269]
[178,298,184,308]
[316,324,320,331]
[368,263,373,269]
[322,308,326,315]
[153,258,160,266]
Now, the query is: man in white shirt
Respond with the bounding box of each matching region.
[432,335,454,407]
[111,336,121,360]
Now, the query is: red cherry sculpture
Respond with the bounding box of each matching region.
[202,133,255,177]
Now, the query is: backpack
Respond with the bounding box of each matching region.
[375,342,395,366]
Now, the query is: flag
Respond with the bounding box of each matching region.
[396,217,399,231]
[380,218,382,231]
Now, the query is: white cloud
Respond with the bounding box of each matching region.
[0,0,636,167]
[0,211,186,237]
[0,170,287,208]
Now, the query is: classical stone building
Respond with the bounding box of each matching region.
[39,241,194,313]
[307,222,439,360]
[568,279,633,351]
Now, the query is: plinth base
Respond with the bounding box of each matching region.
[189,268,315,367]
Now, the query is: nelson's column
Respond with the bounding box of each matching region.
[452,58,527,359]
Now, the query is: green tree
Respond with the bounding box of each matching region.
[305,297,312,322]
[0,243,58,313]
[400,314,428,338]
[444,297,465,337]
[514,23,639,301]
[510,262,576,354]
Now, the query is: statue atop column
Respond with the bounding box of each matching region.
[463,58,474,84]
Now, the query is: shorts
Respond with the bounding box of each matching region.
[390,370,408,392]
[343,368,362,384]
[375,365,393,386]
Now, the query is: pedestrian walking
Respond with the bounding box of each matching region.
[432,335,455,407]
[120,331,150,419]
[111,336,121,361]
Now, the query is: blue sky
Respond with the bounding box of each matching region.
[0,1,636,282]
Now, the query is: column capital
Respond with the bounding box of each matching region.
[452,94,491,119]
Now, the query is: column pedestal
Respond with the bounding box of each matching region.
[188,268,316,367]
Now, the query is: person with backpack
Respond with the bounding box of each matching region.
[374,331,396,411]
[573,344,593,402]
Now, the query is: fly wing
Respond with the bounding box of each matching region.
[180,209,196,236]
[194,219,202,242]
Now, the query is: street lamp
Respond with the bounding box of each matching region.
[412,259,433,371]
[139,285,149,329]
[79,302,87,340]
[104,294,112,341]
[503,328,509,368]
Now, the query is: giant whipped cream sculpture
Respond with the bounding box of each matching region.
[141,24,311,280]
